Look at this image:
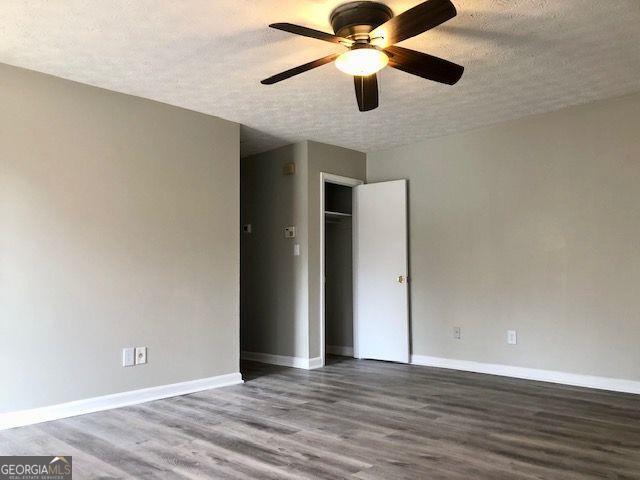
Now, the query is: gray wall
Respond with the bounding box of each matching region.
[241,143,309,358]
[0,64,240,412]
[367,92,640,381]
[241,140,365,360]
[325,218,353,349]
[307,141,365,358]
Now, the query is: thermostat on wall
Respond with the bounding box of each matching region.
[284,226,296,238]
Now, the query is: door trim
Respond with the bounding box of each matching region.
[320,173,364,368]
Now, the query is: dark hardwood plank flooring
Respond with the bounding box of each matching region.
[1,356,639,479]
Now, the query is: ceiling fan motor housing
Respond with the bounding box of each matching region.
[330,1,393,42]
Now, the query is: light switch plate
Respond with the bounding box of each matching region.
[453,326,461,340]
[122,347,135,367]
[507,330,517,345]
[135,346,147,365]
[293,243,300,256]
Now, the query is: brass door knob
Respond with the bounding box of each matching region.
[398,275,405,283]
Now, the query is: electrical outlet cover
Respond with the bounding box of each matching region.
[135,346,147,365]
[507,330,517,345]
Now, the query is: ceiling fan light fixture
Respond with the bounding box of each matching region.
[335,47,389,76]
[262,0,464,112]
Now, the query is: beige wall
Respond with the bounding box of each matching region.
[307,141,366,358]
[0,64,240,412]
[241,143,309,358]
[241,140,365,361]
[367,92,640,381]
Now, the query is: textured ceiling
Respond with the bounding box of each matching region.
[1,1,639,157]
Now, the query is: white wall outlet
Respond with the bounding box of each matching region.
[284,226,296,238]
[242,224,252,234]
[293,243,300,256]
[122,347,135,367]
[507,330,517,345]
[453,326,461,340]
[135,346,147,365]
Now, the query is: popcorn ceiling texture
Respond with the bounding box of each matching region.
[2,0,639,157]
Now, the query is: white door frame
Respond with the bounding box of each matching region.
[320,173,364,367]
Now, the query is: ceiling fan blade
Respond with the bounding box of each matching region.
[386,46,463,85]
[370,0,457,48]
[270,23,354,46]
[354,74,379,112]
[261,53,340,85]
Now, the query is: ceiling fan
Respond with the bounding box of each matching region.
[261,0,464,112]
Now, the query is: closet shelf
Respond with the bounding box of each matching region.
[325,210,352,219]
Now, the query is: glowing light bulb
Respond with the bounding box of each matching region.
[335,47,389,76]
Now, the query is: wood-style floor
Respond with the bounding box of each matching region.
[2,357,640,479]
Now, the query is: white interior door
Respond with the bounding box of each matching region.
[354,180,409,363]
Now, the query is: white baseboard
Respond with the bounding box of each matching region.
[411,355,640,395]
[0,372,243,431]
[326,345,354,357]
[308,356,324,370]
[242,351,323,370]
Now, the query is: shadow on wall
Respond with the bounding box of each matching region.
[240,145,305,361]
[325,215,354,351]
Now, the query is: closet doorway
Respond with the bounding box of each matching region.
[320,173,362,365]
[320,174,410,367]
